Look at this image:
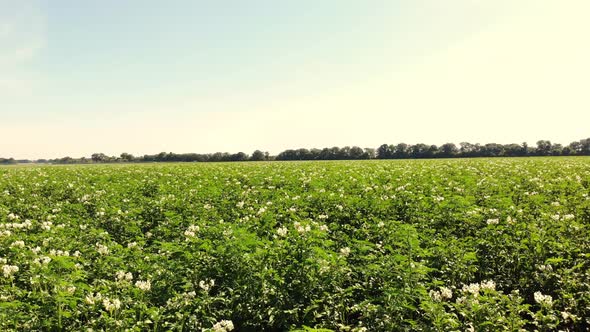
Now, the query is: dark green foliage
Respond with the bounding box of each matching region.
[0,158,589,330]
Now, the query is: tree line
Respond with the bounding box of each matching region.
[1,138,589,165]
[277,138,590,160]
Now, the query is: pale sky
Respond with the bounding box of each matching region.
[1,0,589,159]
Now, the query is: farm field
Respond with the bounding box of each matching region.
[1,158,589,331]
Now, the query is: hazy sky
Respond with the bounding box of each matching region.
[1,1,589,159]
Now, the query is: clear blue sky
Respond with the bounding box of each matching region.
[2,1,589,159]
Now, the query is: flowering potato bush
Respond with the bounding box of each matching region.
[0,158,589,331]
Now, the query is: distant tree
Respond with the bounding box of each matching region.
[309,149,321,160]
[459,142,471,155]
[377,144,392,159]
[120,153,135,162]
[410,143,430,158]
[298,148,312,160]
[276,149,295,161]
[0,158,17,165]
[550,144,563,156]
[363,148,376,159]
[426,145,438,158]
[460,142,478,157]
[393,143,409,159]
[154,152,167,162]
[536,140,552,156]
[91,153,108,163]
[482,143,504,157]
[349,146,365,159]
[21,137,590,165]
[562,146,574,156]
[250,150,266,161]
[230,152,249,161]
[329,147,341,160]
[215,152,227,162]
[339,146,351,159]
[315,148,327,160]
[567,141,581,155]
[504,144,524,157]
[318,147,341,160]
[580,138,590,155]
[439,143,458,158]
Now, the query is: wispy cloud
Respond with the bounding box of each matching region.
[1,1,589,159]
[0,1,45,101]
[0,2,45,63]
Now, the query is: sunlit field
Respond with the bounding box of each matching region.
[1,158,589,331]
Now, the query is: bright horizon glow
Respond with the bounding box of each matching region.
[1,1,589,159]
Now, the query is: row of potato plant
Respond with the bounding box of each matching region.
[1,158,589,331]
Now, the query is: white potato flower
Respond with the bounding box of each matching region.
[212,320,234,332]
[115,271,133,282]
[440,287,453,299]
[480,280,496,291]
[2,264,19,278]
[340,247,351,257]
[276,227,288,237]
[10,240,25,248]
[85,292,103,305]
[199,279,215,292]
[486,218,499,225]
[534,291,553,307]
[96,243,109,255]
[184,225,200,239]
[66,285,76,295]
[102,298,122,312]
[429,289,442,301]
[462,283,480,295]
[294,222,308,234]
[135,280,151,291]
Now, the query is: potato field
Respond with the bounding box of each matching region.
[1,158,589,331]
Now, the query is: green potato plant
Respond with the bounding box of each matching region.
[0,158,589,331]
